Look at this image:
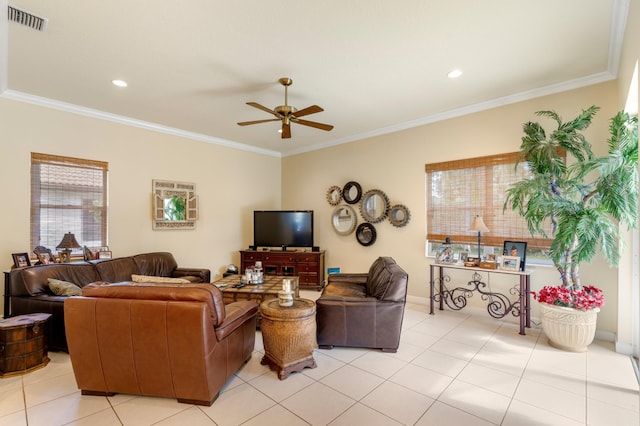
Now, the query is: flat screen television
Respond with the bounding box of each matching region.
[253,210,314,250]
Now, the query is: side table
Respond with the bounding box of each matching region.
[259,298,317,380]
[0,313,52,377]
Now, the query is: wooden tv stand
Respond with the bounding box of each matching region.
[240,249,325,290]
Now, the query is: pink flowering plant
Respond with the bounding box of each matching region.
[533,285,605,311]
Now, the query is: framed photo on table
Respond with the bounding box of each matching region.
[436,243,454,264]
[501,256,520,271]
[98,250,112,259]
[503,241,527,271]
[34,246,56,264]
[12,252,31,268]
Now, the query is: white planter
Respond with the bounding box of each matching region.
[538,302,599,352]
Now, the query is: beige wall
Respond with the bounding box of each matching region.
[283,81,622,335]
[0,97,282,313]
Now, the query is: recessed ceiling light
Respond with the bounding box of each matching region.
[447,69,463,79]
[111,79,128,87]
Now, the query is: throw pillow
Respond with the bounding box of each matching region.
[131,274,190,284]
[48,278,82,296]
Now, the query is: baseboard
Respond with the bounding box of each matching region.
[614,338,633,355]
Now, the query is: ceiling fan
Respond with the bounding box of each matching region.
[237,77,334,139]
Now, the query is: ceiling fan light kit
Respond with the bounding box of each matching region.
[237,77,333,139]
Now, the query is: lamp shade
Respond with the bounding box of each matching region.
[56,232,81,249]
[468,215,489,233]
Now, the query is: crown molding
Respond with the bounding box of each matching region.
[0,89,282,158]
[283,71,616,157]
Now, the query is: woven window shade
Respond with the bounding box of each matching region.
[31,153,108,252]
[426,152,554,249]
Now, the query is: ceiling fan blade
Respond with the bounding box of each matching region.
[292,118,334,131]
[237,118,280,126]
[281,122,291,139]
[292,105,323,118]
[246,102,280,117]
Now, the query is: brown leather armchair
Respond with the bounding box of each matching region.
[64,282,257,406]
[316,257,408,353]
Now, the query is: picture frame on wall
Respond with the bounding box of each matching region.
[501,255,520,271]
[12,252,31,268]
[503,240,527,271]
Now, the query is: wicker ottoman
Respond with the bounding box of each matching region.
[259,298,317,380]
[0,313,51,377]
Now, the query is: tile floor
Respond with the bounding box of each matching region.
[1,292,638,425]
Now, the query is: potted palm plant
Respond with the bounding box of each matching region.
[505,105,638,351]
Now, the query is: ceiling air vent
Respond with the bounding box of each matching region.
[8,5,48,31]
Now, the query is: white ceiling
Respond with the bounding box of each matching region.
[0,0,628,157]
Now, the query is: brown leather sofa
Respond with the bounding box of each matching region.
[316,256,408,352]
[7,252,210,351]
[65,282,257,406]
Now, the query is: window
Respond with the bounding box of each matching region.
[425,152,554,257]
[31,153,108,252]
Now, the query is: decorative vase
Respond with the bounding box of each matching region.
[538,302,599,352]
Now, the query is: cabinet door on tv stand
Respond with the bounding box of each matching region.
[281,266,296,276]
[240,251,262,274]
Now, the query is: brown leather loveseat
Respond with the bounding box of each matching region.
[316,256,408,352]
[7,252,210,351]
[65,282,257,406]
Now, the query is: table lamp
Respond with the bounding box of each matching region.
[468,215,489,259]
[56,232,81,262]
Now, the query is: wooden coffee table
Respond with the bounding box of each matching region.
[213,275,299,326]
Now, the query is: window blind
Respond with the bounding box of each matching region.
[31,153,108,252]
[425,152,553,249]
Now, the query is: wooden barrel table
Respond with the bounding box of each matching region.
[259,298,317,380]
[0,313,51,377]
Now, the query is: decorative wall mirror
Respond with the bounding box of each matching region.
[359,189,390,223]
[326,185,342,206]
[389,204,411,227]
[356,223,377,246]
[342,181,362,204]
[331,205,357,235]
[152,180,198,230]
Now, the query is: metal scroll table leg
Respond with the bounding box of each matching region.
[429,264,435,314]
[519,274,530,335]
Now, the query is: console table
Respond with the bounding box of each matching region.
[429,263,532,335]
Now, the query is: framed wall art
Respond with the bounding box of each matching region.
[152,179,198,230]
